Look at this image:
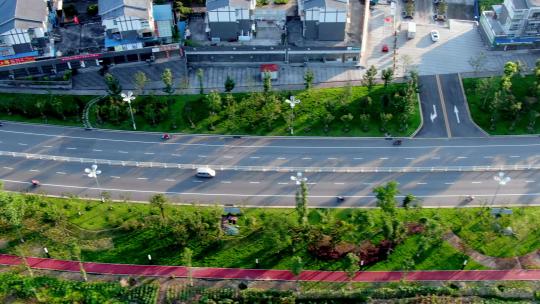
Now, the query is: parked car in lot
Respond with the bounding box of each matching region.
[430,30,440,42]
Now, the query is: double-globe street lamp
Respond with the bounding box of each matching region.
[85,164,104,202]
[491,171,511,206]
[290,172,307,185]
[285,96,301,135]
[121,91,137,130]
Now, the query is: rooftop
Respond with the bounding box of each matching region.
[304,0,348,10]
[0,0,48,34]
[207,0,252,10]
[511,0,529,10]
[98,0,152,20]
[153,4,173,21]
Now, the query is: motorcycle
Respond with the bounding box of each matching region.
[161,134,171,140]
[31,180,40,187]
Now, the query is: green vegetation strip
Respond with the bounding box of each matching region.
[0,80,420,137]
[463,60,540,135]
[4,187,540,273]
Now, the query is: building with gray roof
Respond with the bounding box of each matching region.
[206,0,255,41]
[0,0,49,60]
[299,0,349,40]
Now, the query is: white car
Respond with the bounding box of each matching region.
[430,30,440,42]
[196,167,216,178]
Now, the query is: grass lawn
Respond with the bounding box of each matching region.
[3,192,540,271]
[0,83,421,137]
[463,75,538,135]
[89,85,421,137]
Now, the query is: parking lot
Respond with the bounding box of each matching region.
[363,0,540,77]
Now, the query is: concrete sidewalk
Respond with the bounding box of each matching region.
[2,254,540,282]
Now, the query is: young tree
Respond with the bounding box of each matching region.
[340,113,354,131]
[104,73,122,97]
[263,72,272,93]
[304,69,314,89]
[402,194,417,209]
[476,77,497,110]
[295,181,309,226]
[149,194,168,222]
[224,75,235,92]
[468,52,487,74]
[161,68,174,95]
[381,68,394,87]
[182,247,194,286]
[344,252,360,288]
[363,65,378,91]
[379,113,393,132]
[133,71,148,95]
[196,68,204,94]
[205,91,222,130]
[290,256,303,292]
[71,244,88,282]
[359,113,370,132]
[373,181,400,214]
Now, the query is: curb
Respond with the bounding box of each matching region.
[457,73,490,137]
[410,92,424,138]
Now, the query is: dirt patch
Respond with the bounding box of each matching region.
[0,239,9,250]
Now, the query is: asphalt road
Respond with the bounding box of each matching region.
[415,75,449,138]
[438,73,487,138]
[1,122,540,207]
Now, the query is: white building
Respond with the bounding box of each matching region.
[206,0,255,41]
[299,0,348,41]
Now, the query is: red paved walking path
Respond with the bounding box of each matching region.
[2,254,540,282]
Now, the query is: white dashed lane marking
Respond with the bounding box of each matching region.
[66,147,77,150]
[417,182,427,185]
[249,181,260,184]
[3,167,13,170]
[137,177,148,180]
[111,176,121,179]
[221,181,232,184]
[472,181,482,184]
[510,155,520,158]
[93,149,103,152]
[43,145,53,148]
[118,151,128,154]
[29,169,39,172]
[55,172,66,175]
[144,152,155,155]
[164,178,175,182]
[18,143,27,146]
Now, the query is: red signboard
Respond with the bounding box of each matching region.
[60,53,101,62]
[0,56,36,67]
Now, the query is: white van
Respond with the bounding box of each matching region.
[196,167,216,178]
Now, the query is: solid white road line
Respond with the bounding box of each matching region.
[5,179,540,201]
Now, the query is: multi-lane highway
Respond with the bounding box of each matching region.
[1,122,540,207]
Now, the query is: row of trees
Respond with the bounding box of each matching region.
[0,94,86,122]
[94,66,418,134]
[475,60,540,131]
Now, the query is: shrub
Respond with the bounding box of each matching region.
[87,4,98,16]
[274,0,289,4]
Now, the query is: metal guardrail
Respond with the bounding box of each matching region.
[1,151,540,173]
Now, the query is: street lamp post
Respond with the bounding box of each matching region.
[290,172,307,186]
[85,164,104,202]
[285,96,301,135]
[121,91,137,130]
[491,171,511,206]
